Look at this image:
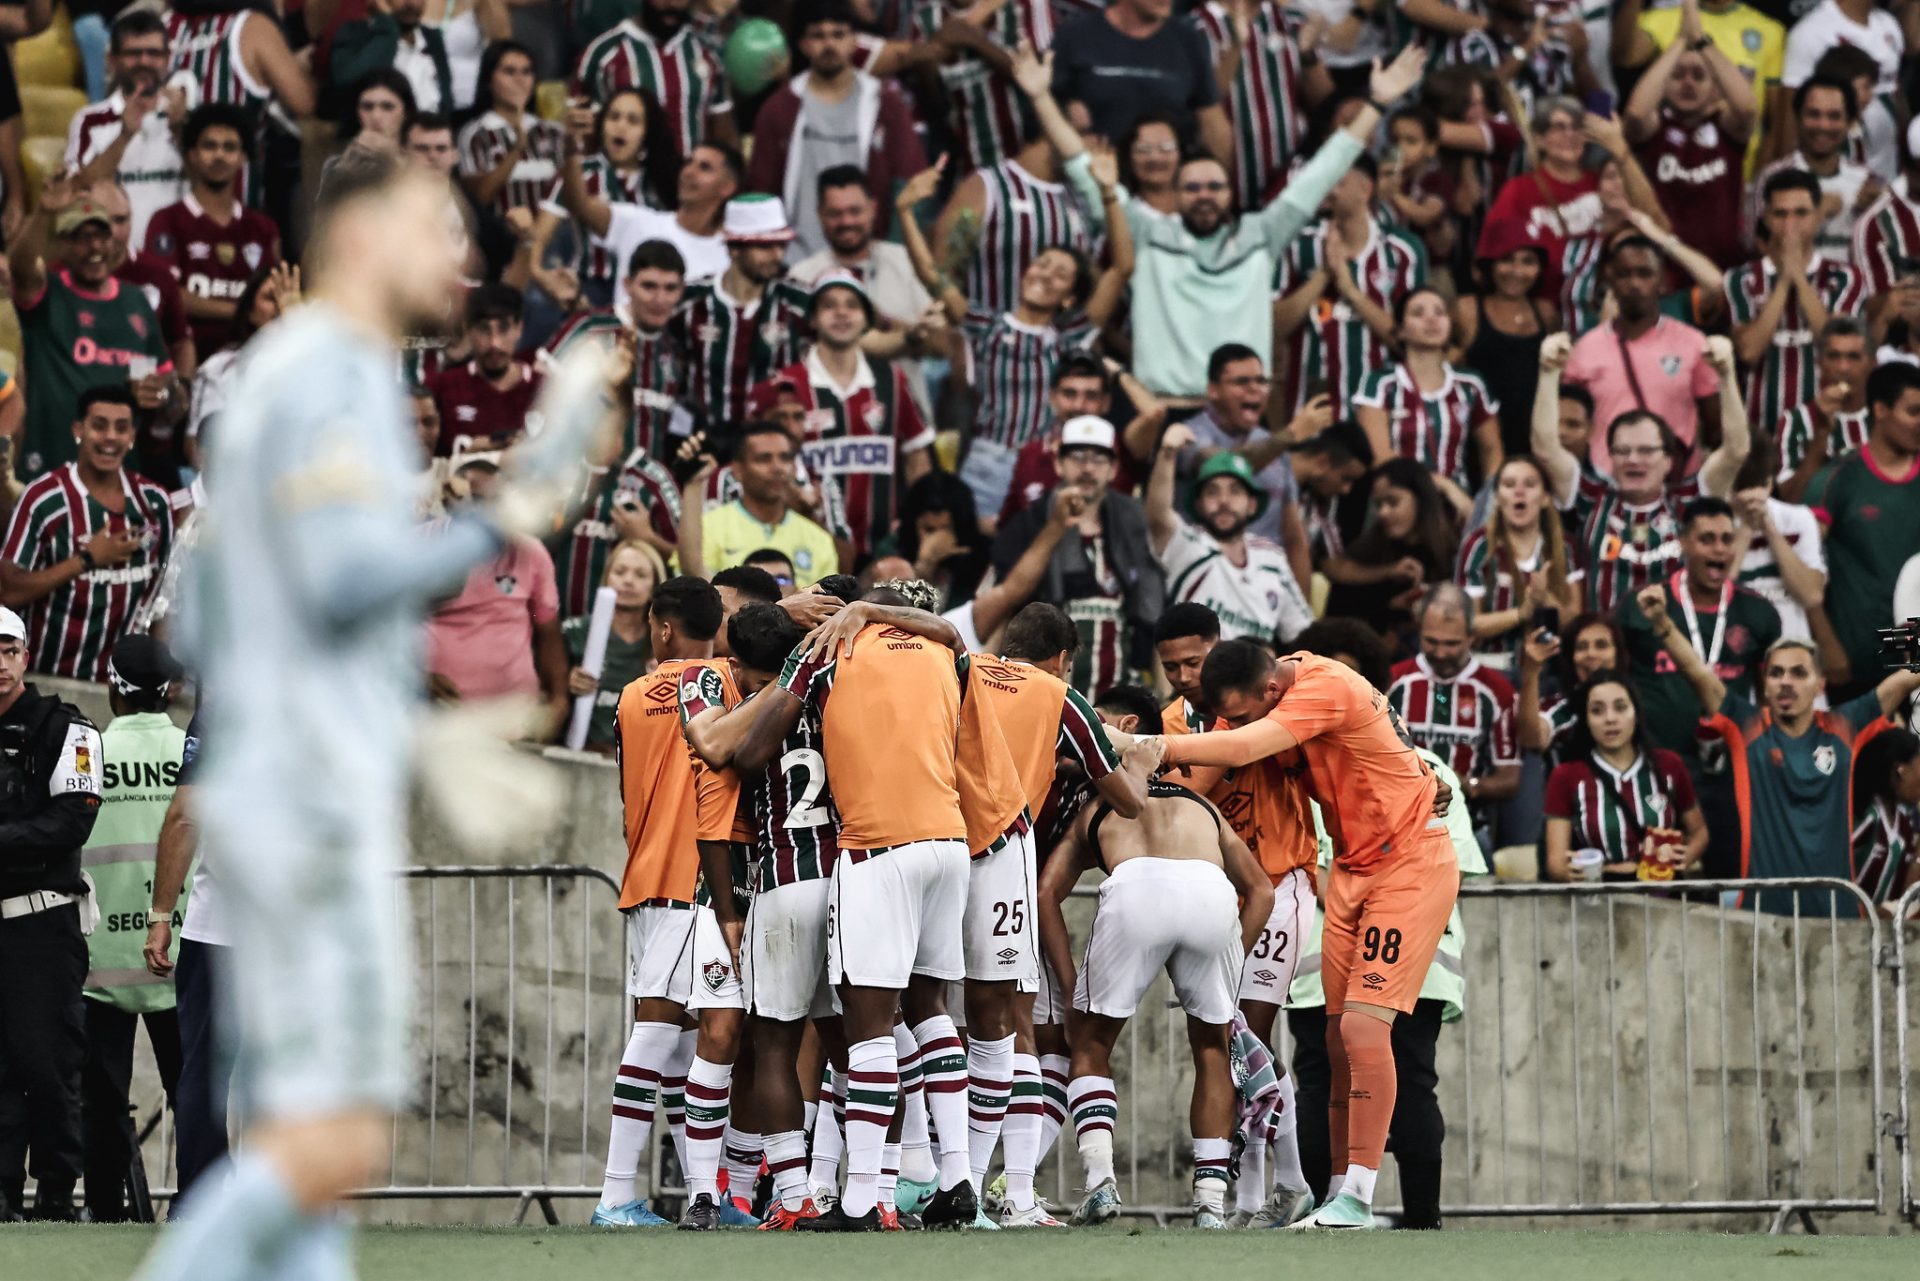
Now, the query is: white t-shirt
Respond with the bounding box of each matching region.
[1158,519,1312,644]
[1783,0,1904,93]
[64,92,186,248]
[606,205,729,285]
[1738,497,1826,643]
[944,600,987,654]
[177,720,229,947]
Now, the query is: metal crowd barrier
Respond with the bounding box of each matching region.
[1078,877,1896,1231]
[120,869,1909,1230]
[1895,880,1920,1223]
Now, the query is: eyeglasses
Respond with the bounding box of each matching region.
[1181,180,1229,194]
[1542,118,1584,134]
[1132,140,1179,156]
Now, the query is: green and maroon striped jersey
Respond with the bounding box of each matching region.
[1853,796,1918,906]
[749,704,840,889]
[570,19,731,157]
[544,308,696,460]
[1849,189,1920,296]
[1569,472,1702,615]
[1774,400,1870,487]
[905,0,1052,173]
[961,309,1097,450]
[164,11,269,115]
[1455,524,1584,662]
[669,278,812,429]
[959,159,1096,320]
[1386,654,1518,787]
[1,463,174,681]
[1722,256,1863,436]
[1352,361,1498,477]
[1275,217,1426,417]
[1543,748,1696,866]
[1188,0,1308,210]
[553,449,679,617]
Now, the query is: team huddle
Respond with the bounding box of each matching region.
[604,571,1459,1232]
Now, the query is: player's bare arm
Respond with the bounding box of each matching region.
[1036,818,1095,1007]
[1089,731,1160,819]
[1215,816,1273,956]
[682,688,764,770]
[799,599,963,661]
[730,683,808,775]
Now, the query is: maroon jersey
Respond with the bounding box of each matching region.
[1635,109,1747,271]
[429,359,544,455]
[113,251,190,353]
[143,195,280,353]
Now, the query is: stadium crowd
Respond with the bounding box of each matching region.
[2,0,1920,1236]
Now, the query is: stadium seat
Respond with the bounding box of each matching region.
[14,9,81,92]
[20,136,68,204]
[22,85,87,142]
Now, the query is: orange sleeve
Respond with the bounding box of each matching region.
[1163,718,1298,769]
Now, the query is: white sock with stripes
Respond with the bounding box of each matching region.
[841,1036,898,1218]
[809,1065,845,1195]
[1038,1053,1071,1162]
[599,1021,680,1207]
[912,1015,971,1191]
[965,1034,1016,1191]
[1069,1075,1117,1190]
[765,1130,810,1212]
[1001,1052,1044,1212]
[682,1056,732,1203]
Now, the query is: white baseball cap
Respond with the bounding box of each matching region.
[1057,415,1117,456]
[0,606,25,642]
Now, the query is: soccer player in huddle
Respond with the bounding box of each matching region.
[594,575,758,1231]
[1153,641,1460,1230]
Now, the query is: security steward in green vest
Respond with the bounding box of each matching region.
[0,605,105,1222]
[1280,622,1483,1231]
[80,633,188,1222]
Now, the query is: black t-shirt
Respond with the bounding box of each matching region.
[1049,11,1219,142]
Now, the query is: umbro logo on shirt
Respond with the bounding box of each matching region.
[187,242,211,260]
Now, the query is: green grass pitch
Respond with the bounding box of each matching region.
[9,1225,1918,1281]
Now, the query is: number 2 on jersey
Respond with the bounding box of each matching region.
[779,746,831,829]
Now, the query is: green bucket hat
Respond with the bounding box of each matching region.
[1187,451,1269,523]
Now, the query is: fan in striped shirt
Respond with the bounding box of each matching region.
[1189,0,1321,211]
[1851,187,1920,327]
[1851,728,1920,909]
[528,90,672,309]
[544,237,696,461]
[897,158,1126,520]
[904,0,1053,174]
[1273,160,1427,419]
[0,387,174,683]
[1725,169,1864,439]
[935,146,1098,324]
[457,44,569,219]
[1774,317,1872,504]
[1386,585,1520,815]
[1352,285,1500,504]
[668,196,813,428]
[570,0,734,159]
[1542,675,1703,881]
[1530,330,1750,615]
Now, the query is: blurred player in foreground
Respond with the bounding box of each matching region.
[136,142,610,1281]
[1154,643,1457,1231]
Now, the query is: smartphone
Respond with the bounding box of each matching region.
[1584,91,1615,120]
[1530,605,1561,639]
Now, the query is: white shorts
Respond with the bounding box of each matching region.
[1238,868,1317,1006]
[1073,859,1242,1025]
[686,903,745,1011]
[744,878,833,1022]
[827,839,968,989]
[963,826,1039,983]
[624,904,698,1003]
